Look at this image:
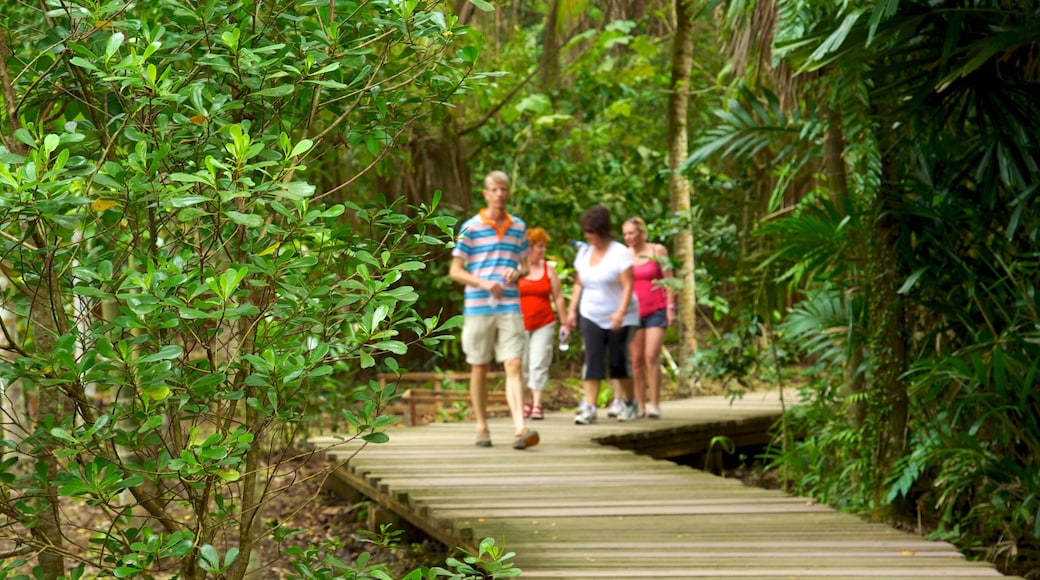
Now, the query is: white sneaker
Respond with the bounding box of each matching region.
[617,401,639,422]
[646,404,661,419]
[606,398,624,418]
[575,406,597,425]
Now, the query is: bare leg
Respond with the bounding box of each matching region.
[643,326,667,408]
[503,357,526,435]
[583,379,600,408]
[615,377,635,401]
[629,328,647,412]
[531,388,543,407]
[469,363,489,433]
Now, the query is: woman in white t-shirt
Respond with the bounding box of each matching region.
[564,205,640,424]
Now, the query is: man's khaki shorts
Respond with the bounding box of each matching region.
[461,312,525,365]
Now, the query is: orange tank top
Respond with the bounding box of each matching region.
[518,262,556,331]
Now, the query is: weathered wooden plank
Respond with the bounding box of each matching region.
[515,569,1004,579]
[501,540,967,554]
[506,555,1000,569]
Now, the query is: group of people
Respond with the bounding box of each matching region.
[449,171,674,450]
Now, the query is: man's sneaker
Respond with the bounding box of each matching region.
[575,401,589,415]
[606,398,624,418]
[646,404,661,419]
[617,400,639,422]
[575,406,597,425]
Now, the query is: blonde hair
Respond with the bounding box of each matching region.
[484,170,510,188]
[626,216,648,236]
[527,227,550,245]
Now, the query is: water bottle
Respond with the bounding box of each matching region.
[572,240,588,251]
[558,328,570,351]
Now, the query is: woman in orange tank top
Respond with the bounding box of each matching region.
[517,227,567,420]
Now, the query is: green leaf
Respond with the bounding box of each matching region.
[13,128,35,147]
[371,341,408,355]
[70,57,99,71]
[289,139,313,158]
[169,195,212,207]
[114,566,141,578]
[897,267,928,295]
[178,307,218,319]
[254,84,295,98]
[105,32,125,60]
[140,384,171,401]
[139,345,183,363]
[362,432,390,444]
[278,181,315,200]
[169,172,216,186]
[225,211,264,227]
[198,544,220,572]
[217,469,241,482]
[393,261,426,272]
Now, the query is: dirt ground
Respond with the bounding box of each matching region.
[250,453,447,578]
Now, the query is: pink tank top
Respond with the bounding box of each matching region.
[632,259,667,318]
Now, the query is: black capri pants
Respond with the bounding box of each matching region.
[579,315,636,380]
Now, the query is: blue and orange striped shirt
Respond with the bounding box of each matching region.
[452,209,529,316]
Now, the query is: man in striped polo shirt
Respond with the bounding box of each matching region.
[449,170,540,450]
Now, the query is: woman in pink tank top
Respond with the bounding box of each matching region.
[620,217,674,418]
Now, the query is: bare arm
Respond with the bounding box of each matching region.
[548,265,566,320]
[611,266,634,330]
[656,243,676,326]
[565,273,583,329]
[450,256,502,297]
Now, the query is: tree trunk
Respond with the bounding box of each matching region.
[668,0,697,393]
[867,136,909,499]
[821,105,869,429]
[29,243,66,578]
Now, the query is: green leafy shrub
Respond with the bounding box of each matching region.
[0,0,496,577]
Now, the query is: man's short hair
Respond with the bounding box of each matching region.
[484,170,510,189]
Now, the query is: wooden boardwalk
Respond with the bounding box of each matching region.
[310,391,1018,579]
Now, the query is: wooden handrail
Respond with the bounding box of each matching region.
[379,371,508,426]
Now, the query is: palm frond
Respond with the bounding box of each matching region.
[685,84,815,171]
[756,195,860,287]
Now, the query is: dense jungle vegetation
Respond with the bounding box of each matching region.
[0,0,1038,577]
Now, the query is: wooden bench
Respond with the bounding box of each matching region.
[377,372,508,426]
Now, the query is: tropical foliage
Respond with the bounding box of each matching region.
[691,0,1040,573]
[2,0,1036,576]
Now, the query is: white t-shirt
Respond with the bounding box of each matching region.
[575,240,640,329]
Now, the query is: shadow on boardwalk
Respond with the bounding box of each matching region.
[309,391,1019,579]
